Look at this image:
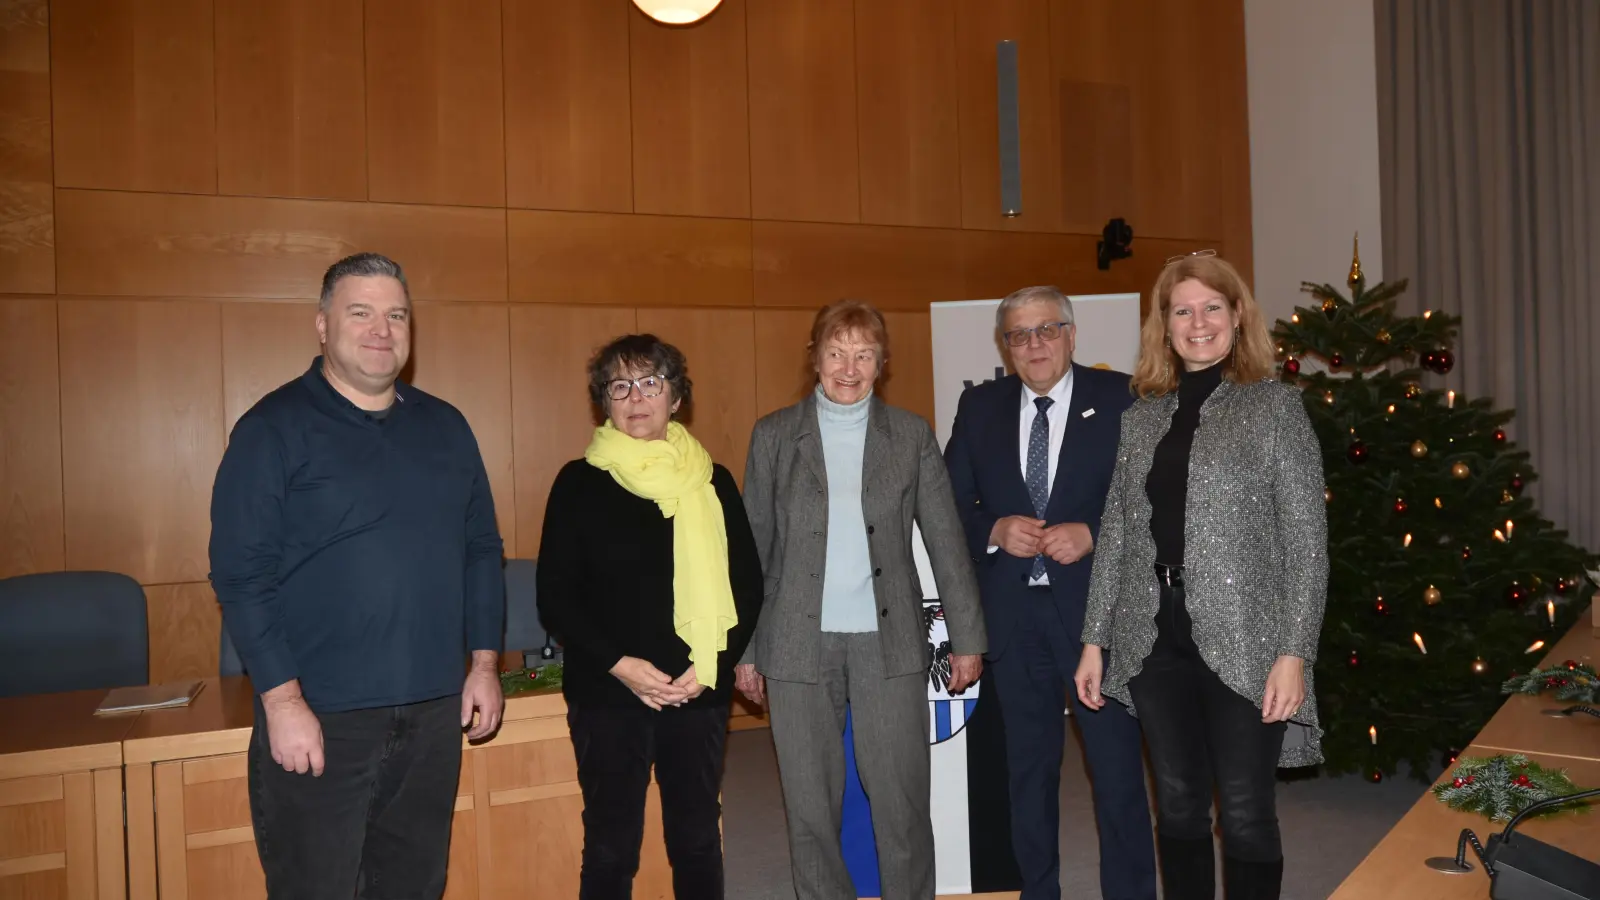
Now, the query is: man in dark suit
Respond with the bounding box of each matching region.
[944,286,1156,900]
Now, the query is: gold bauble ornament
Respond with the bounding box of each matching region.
[1451,461,1471,479]
[1424,585,1442,606]
[1471,658,1487,674]
[1410,440,1428,458]
[1323,488,1333,504]
[1376,328,1392,344]
[1501,489,1515,504]
[1322,296,1338,314]
[1323,390,1335,405]
[1405,383,1422,400]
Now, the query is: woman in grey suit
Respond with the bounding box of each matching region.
[1074,252,1327,900]
[736,299,987,900]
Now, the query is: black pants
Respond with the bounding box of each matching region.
[1127,576,1286,864]
[247,694,462,900]
[568,700,730,900]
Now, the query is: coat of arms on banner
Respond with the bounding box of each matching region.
[923,601,978,744]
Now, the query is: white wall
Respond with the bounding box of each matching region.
[1245,0,1384,326]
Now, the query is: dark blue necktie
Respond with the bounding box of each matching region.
[1026,396,1053,580]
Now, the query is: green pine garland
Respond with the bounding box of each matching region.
[1502,661,1599,704]
[1432,754,1591,822]
[500,662,564,696]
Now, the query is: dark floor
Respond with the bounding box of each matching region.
[720,725,1429,899]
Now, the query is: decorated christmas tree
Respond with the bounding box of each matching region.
[1271,238,1599,782]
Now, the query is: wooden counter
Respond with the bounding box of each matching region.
[121,678,674,899]
[1471,624,1599,764]
[1329,746,1600,899]
[0,688,138,899]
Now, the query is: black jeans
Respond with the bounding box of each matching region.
[568,700,730,900]
[247,694,462,900]
[1127,575,1287,864]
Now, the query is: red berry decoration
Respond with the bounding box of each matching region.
[1493,429,1506,443]
[1452,777,1464,788]
[1283,357,1301,376]
[1465,775,1476,785]
[1330,352,1345,369]
[1514,775,1532,787]
[1347,441,1369,464]
[1433,348,1455,374]
[1394,498,1409,514]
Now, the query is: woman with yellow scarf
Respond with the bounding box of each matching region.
[537,334,763,900]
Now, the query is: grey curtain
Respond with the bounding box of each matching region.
[1376,0,1600,553]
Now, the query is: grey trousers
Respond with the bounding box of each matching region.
[766,631,934,900]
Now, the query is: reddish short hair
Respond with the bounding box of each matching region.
[808,299,890,368]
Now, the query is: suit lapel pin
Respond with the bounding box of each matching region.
[1082,408,1096,418]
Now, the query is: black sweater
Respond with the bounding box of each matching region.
[1145,361,1224,566]
[536,459,764,709]
[209,358,505,712]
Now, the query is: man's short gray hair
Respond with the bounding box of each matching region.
[319,252,410,311]
[994,285,1074,333]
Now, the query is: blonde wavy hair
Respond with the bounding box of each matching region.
[1130,254,1275,398]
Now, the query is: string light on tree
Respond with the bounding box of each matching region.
[1413,633,1428,655]
[1525,640,1546,655]
[1472,659,1487,674]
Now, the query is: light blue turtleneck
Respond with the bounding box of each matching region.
[815,385,878,633]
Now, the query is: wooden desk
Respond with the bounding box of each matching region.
[1329,746,1600,899]
[0,688,138,899]
[121,678,673,899]
[1472,624,1599,764]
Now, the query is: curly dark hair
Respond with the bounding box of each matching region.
[586,333,693,417]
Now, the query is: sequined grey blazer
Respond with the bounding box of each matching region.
[1082,377,1329,766]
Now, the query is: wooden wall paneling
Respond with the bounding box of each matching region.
[0,0,53,293]
[0,299,64,579]
[746,0,860,223]
[1210,0,1254,284]
[366,0,505,207]
[407,303,518,557]
[54,190,509,301]
[635,308,757,483]
[752,220,964,311]
[954,0,1062,233]
[220,303,321,434]
[508,210,751,307]
[508,305,636,559]
[853,0,961,228]
[960,232,1203,319]
[628,0,749,219]
[214,0,367,201]
[49,0,216,194]
[146,583,222,684]
[879,311,934,425]
[58,300,224,585]
[752,309,814,417]
[504,0,632,213]
[1044,1,1131,235]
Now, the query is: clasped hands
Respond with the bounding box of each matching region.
[991,517,1093,565]
[611,657,707,710]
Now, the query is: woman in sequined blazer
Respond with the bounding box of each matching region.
[1073,251,1328,900]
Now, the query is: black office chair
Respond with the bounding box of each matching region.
[0,571,150,698]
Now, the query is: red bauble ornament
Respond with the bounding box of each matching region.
[1394,498,1409,514]
[1510,474,1525,492]
[1433,348,1455,374]
[1374,598,1387,614]
[1506,583,1529,606]
[1493,429,1506,443]
[1368,770,1383,784]
[1330,352,1345,369]
[1554,579,1570,595]
[1421,349,1439,370]
[1461,546,1472,561]
[1452,777,1464,788]
[1514,775,1531,787]
[1283,357,1301,376]
[1566,660,1580,670]
[1348,651,1359,667]
[1465,775,1476,785]
[1347,441,1369,464]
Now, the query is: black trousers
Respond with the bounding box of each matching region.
[247,694,462,900]
[568,700,730,900]
[1127,576,1286,864]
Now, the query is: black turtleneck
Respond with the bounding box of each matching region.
[1145,362,1225,566]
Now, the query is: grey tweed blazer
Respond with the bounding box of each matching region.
[1082,377,1329,766]
[741,394,986,683]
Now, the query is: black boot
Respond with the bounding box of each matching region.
[1222,855,1282,900]
[1158,833,1216,900]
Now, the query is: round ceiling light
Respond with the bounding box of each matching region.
[632,0,723,25]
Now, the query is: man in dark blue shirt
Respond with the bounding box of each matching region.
[209,252,505,900]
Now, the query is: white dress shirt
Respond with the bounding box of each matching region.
[989,370,1075,585]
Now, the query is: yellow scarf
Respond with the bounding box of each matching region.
[583,420,736,689]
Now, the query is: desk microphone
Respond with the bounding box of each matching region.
[1426,787,1600,899]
